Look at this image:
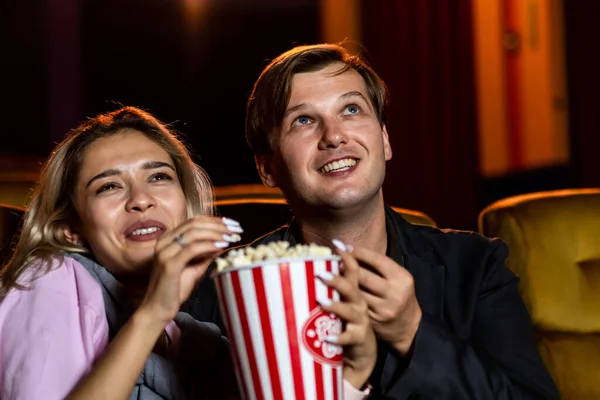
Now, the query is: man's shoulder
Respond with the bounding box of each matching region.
[390,211,508,266]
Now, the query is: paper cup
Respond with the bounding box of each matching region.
[213,256,344,400]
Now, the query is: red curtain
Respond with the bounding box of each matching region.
[361,0,479,230]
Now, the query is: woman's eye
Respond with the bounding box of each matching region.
[96,183,119,194]
[150,172,173,182]
[344,104,360,115]
[293,116,311,126]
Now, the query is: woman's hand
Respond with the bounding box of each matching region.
[138,216,242,326]
[317,239,377,391]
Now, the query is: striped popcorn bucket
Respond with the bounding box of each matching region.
[213,256,344,400]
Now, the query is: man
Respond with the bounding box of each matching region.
[188,43,559,399]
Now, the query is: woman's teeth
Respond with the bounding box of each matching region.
[320,158,357,173]
[131,227,161,236]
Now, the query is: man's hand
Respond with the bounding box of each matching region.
[318,241,377,389]
[350,245,422,356]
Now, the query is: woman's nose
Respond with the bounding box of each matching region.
[125,187,156,212]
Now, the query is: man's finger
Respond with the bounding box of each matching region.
[338,251,360,285]
[357,267,388,297]
[317,272,360,302]
[360,290,387,312]
[318,300,362,323]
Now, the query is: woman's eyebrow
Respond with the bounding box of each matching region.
[86,161,175,188]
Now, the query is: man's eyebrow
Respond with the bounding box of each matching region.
[284,103,309,118]
[85,161,175,188]
[339,90,368,102]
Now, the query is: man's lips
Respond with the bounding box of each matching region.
[123,219,167,238]
[318,157,359,174]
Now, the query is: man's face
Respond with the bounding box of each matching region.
[258,62,392,213]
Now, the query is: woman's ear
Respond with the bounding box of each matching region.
[63,224,84,246]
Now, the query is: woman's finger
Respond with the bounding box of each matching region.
[156,216,242,251]
[156,240,228,276]
[169,226,240,251]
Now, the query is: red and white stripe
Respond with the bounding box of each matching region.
[215,258,344,400]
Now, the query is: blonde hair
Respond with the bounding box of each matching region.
[0,106,213,299]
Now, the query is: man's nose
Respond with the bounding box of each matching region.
[318,118,349,150]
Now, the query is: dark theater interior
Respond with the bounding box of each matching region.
[1,1,599,398]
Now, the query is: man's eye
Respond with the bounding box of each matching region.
[293,116,311,126]
[344,105,360,115]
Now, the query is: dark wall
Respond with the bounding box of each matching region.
[83,0,320,186]
[362,0,480,230]
[0,0,49,155]
[1,1,598,231]
[564,0,600,188]
[1,0,319,187]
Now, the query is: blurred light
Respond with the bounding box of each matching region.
[182,0,209,32]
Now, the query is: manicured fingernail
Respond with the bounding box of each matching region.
[346,244,354,253]
[227,225,244,234]
[214,241,229,248]
[331,239,346,252]
[222,217,240,226]
[222,233,241,242]
[317,271,334,281]
[324,335,339,343]
[318,297,333,307]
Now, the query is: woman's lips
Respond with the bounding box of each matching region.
[124,219,167,241]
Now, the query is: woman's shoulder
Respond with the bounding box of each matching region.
[4,253,105,315]
[0,254,110,399]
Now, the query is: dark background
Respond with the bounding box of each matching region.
[1,0,598,230]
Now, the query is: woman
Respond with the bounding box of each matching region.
[0,106,376,399]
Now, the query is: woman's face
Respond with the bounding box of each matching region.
[72,129,188,277]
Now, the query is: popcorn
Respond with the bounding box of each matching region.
[216,241,334,271]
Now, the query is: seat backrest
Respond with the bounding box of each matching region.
[479,189,600,332]
[479,189,600,398]
[214,184,436,246]
[0,204,24,266]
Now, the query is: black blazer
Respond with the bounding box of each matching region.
[184,206,559,399]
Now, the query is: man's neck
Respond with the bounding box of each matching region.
[293,195,388,255]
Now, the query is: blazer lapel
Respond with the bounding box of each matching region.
[379,207,446,391]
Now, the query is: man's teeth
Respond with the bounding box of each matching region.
[131,227,161,236]
[320,158,357,173]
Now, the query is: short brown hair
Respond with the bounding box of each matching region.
[246,43,389,156]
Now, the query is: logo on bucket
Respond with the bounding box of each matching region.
[301,308,343,365]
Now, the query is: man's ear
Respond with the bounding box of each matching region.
[63,224,85,247]
[256,154,278,188]
[382,125,393,161]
